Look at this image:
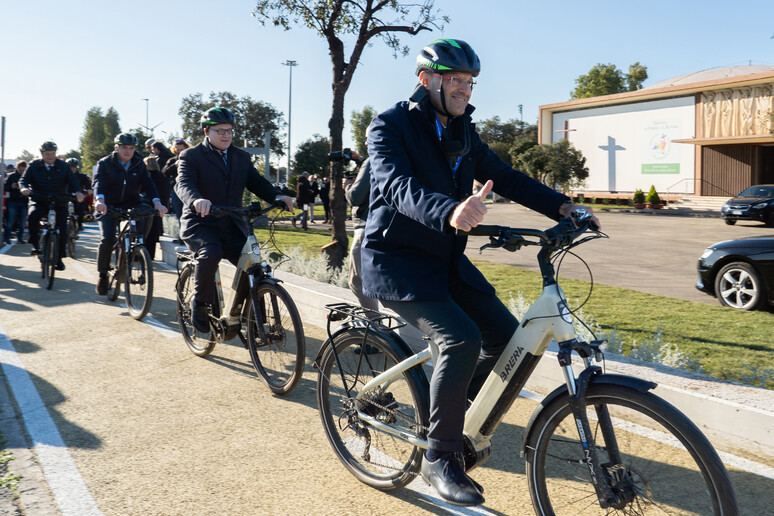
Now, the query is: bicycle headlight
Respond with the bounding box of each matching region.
[251,243,262,256]
[48,210,57,226]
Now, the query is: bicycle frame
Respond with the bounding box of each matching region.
[212,231,270,327]
[350,280,575,452]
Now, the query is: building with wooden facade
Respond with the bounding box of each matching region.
[538,65,774,197]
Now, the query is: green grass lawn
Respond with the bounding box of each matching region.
[255,224,774,389]
[474,260,774,389]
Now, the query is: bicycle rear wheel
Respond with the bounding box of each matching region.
[67,217,77,259]
[245,282,305,394]
[107,246,121,301]
[317,329,429,490]
[44,233,57,290]
[525,384,738,515]
[176,265,215,357]
[125,245,153,320]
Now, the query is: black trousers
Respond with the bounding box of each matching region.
[97,203,153,273]
[184,218,247,305]
[28,203,68,259]
[144,214,163,260]
[381,274,518,453]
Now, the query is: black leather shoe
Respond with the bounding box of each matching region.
[96,276,108,295]
[420,453,485,507]
[192,302,211,333]
[55,261,65,271]
[31,248,41,256]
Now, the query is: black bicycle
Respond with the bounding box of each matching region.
[98,206,157,320]
[66,201,79,259]
[30,193,74,290]
[175,202,306,395]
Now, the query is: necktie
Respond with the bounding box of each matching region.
[221,151,228,168]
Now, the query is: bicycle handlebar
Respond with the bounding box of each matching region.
[94,206,157,221]
[466,210,601,253]
[29,193,78,205]
[208,201,287,219]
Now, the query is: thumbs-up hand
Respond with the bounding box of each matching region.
[449,180,493,232]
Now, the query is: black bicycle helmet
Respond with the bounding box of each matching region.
[40,141,58,152]
[415,39,480,77]
[66,158,79,167]
[114,133,139,146]
[200,107,236,128]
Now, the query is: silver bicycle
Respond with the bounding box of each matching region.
[175,202,305,395]
[315,214,738,515]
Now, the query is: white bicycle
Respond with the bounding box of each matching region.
[315,214,738,515]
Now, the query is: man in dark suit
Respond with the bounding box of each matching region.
[175,107,293,332]
[362,39,599,506]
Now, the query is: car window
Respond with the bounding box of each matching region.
[739,186,774,197]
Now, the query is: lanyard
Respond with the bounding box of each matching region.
[435,115,462,175]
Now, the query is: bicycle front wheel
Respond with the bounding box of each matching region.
[525,384,738,515]
[107,246,122,301]
[67,217,77,259]
[245,283,305,395]
[176,265,215,357]
[125,245,153,320]
[317,329,429,490]
[44,232,57,290]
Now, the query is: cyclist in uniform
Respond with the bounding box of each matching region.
[92,133,168,295]
[361,39,599,506]
[66,158,92,231]
[175,107,293,333]
[19,141,84,270]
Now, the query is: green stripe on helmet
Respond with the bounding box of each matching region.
[429,38,462,49]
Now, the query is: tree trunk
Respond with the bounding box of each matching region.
[323,80,349,269]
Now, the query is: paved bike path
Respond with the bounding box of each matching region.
[1,226,773,515]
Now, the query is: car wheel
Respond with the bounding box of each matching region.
[714,262,765,310]
[724,219,736,225]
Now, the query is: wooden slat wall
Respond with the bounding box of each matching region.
[701,145,754,195]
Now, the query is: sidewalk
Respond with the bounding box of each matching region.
[159,237,774,467]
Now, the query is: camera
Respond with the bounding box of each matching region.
[328,148,352,161]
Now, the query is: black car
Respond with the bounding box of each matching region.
[696,236,774,310]
[720,184,774,226]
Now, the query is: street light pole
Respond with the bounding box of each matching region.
[282,60,298,184]
[142,98,149,135]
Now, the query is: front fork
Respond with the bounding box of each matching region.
[558,340,624,509]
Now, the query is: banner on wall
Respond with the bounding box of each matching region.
[641,120,680,174]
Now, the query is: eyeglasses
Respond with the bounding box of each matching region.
[174,138,186,144]
[209,128,233,136]
[433,73,476,90]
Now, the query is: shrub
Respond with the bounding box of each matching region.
[267,245,349,288]
[633,189,645,204]
[646,185,661,205]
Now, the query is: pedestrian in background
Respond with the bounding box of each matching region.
[4,163,29,244]
[162,138,190,243]
[144,142,172,260]
[319,176,331,223]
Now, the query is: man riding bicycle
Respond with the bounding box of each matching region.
[67,158,93,231]
[174,107,293,333]
[92,133,168,295]
[20,141,84,270]
[361,39,599,506]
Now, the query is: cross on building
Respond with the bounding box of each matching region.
[599,136,625,192]
[555,120,576,140]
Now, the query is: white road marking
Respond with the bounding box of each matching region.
[0,242,12,254]
[70,260,94,279]
[118,303,178,339]
[0,319,103,516]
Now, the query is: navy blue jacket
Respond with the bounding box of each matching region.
[92,152,159,208]
[174,138,280,238]
[20,159,81,203]
[362,91,569,301]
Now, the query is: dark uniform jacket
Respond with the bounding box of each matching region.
[20,159,81,203]
[4,171,29,203]
[345,158,370,230]
[92,152,159,208]
[174,138,280,238]
[362,89,569,302]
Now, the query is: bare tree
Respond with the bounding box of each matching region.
[252,0,447,267]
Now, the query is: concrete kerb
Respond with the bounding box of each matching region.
[159,238,774,465]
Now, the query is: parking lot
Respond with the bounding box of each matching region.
[467,204,773,306]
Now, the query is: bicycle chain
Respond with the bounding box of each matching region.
[346,393,427,476]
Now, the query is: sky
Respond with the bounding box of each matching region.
[1,0,772,168]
